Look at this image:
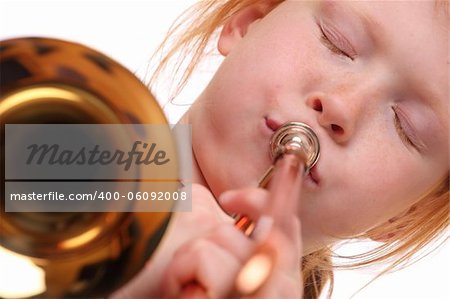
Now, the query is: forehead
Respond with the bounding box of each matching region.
[329,0,449,22]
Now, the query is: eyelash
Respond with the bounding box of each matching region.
[317,20,420,151]
[392,107,417,149]
[318,22,354,60]
[318,22,419,151]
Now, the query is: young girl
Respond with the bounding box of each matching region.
[114,0,449,298]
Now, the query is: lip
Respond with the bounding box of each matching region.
[306,166,320,185]
[264,116,282,132]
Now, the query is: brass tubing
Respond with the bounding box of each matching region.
[233,122,320,237]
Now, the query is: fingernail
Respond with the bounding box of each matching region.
[218,190,234,204]
[285,154,302,174]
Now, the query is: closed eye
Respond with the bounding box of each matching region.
[318,19,355,60]
[392,106,424,152]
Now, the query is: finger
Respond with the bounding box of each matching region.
[233,156,305,297]
[218,188,270,220]
[174,184,232,242]
[179,283,208,299]
[263,222,302,272]
[265,154,304,236]
[234,226,303,297]
[206,225,256,263]
[163,239,242,299]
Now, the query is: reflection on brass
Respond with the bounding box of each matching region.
[269,122,320,174]
[0,37,178,298]
[235,251,273,295]
[234,122,320,237]
[234,123,320,294]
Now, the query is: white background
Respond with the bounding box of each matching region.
[1,1,448,298]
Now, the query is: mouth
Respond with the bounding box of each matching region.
[306,166,320,186]
[264,116,282,132]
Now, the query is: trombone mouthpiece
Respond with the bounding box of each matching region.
[234,122,321,295]
[269,122,320,174]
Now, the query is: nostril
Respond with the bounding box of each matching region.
[331,124,344,135]
[312,99,323,112]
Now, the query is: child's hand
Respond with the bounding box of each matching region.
[162,155,304,298]
[110,183,232,299]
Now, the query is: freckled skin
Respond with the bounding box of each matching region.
[181,0,449,253]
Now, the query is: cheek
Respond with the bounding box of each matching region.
[310,144,434,238]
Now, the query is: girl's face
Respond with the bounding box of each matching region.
[187,0,449,252]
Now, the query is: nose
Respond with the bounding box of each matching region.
[306,94,357,144]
